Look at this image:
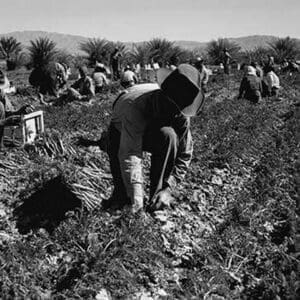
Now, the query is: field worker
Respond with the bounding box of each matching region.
[102,64,205,213]
[120,65,138,88]
[0,70,10,92]
[251,62,264,79]
[92,63,109,93]
[267,55,275,67]
[110,48,122,81]
[286,59,299,75]
[238,66,262,103]
[0,89,33,150]
[29,62,69,104]
[66,66,95,101]
[223,48,231,75]
[194,57,209,93]
[264,66,280,97]
[135,63,142,81]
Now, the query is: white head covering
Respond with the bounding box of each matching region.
[246,66,257,76]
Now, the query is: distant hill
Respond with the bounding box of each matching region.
[0,31,88,54]
[0,31,298,54]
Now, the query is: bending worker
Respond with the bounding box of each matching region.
[238,66,262,103]
[102,64,204,213]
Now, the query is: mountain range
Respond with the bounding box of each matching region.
[0,31,296,54]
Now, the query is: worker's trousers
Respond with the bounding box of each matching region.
[107,124,178,205]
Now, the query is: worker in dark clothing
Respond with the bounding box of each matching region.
[238,66,262,103]
[110,48,122,81]
[102,64,205,213]
[223,49,231,75]
[29,62,69,104]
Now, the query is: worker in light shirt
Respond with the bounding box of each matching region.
[264,66,280,97]
[102,64,205,213]
[120,65,138,89]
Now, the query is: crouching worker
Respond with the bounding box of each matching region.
[29,62,69,104]
[93,63,109,93]
[238,66,262,103]
[263,66,280,98]
[102,64,204,213]
[120,66,138,89]
[64,66,95,102]
[0,89,33,150]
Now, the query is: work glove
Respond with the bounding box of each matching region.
[148,187,174,212]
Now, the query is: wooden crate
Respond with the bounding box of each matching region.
[4,110,44,145]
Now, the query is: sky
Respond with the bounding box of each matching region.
[0,0,299,42]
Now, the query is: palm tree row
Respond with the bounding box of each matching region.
[0,35,299,71]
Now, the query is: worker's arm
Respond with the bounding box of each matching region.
[118,106,147,212]
[166,116,193,190]
[103,75,109,86]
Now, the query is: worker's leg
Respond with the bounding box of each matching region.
[104,124,130,208]
[271,87,279,97]
[143,126,178,199]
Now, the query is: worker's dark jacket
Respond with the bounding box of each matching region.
[239,75,262,102]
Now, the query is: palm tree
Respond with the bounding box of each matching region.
[206,38,241,65]
[268,37,300,63]
[242,46,271,65]
[147,38,175,66]
[128,43,150,67]
[80,38,110,66]
[0,36,22,70]
[28,37,57,69]
[55,49,74,67]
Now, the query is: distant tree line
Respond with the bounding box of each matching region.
[0,35,299,71]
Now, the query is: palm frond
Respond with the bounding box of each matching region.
[80,38,110,66]
[28,37,57,69]
[0,36,22,59]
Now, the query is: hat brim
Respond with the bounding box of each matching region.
[157,68,173,87]
[180,91,204,117]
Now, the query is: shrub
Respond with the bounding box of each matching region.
[28,37,57,69]
[269,36,300,63]
[0,36,23,70]
[80,38,110,67]
[206,38,241,64]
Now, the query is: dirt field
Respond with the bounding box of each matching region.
[0,68,299,299]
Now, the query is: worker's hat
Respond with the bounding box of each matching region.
[95,61,105,68]
[246,66,257,76]
[157,64,204,117]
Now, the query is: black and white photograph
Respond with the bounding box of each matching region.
[0,0,299,298]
